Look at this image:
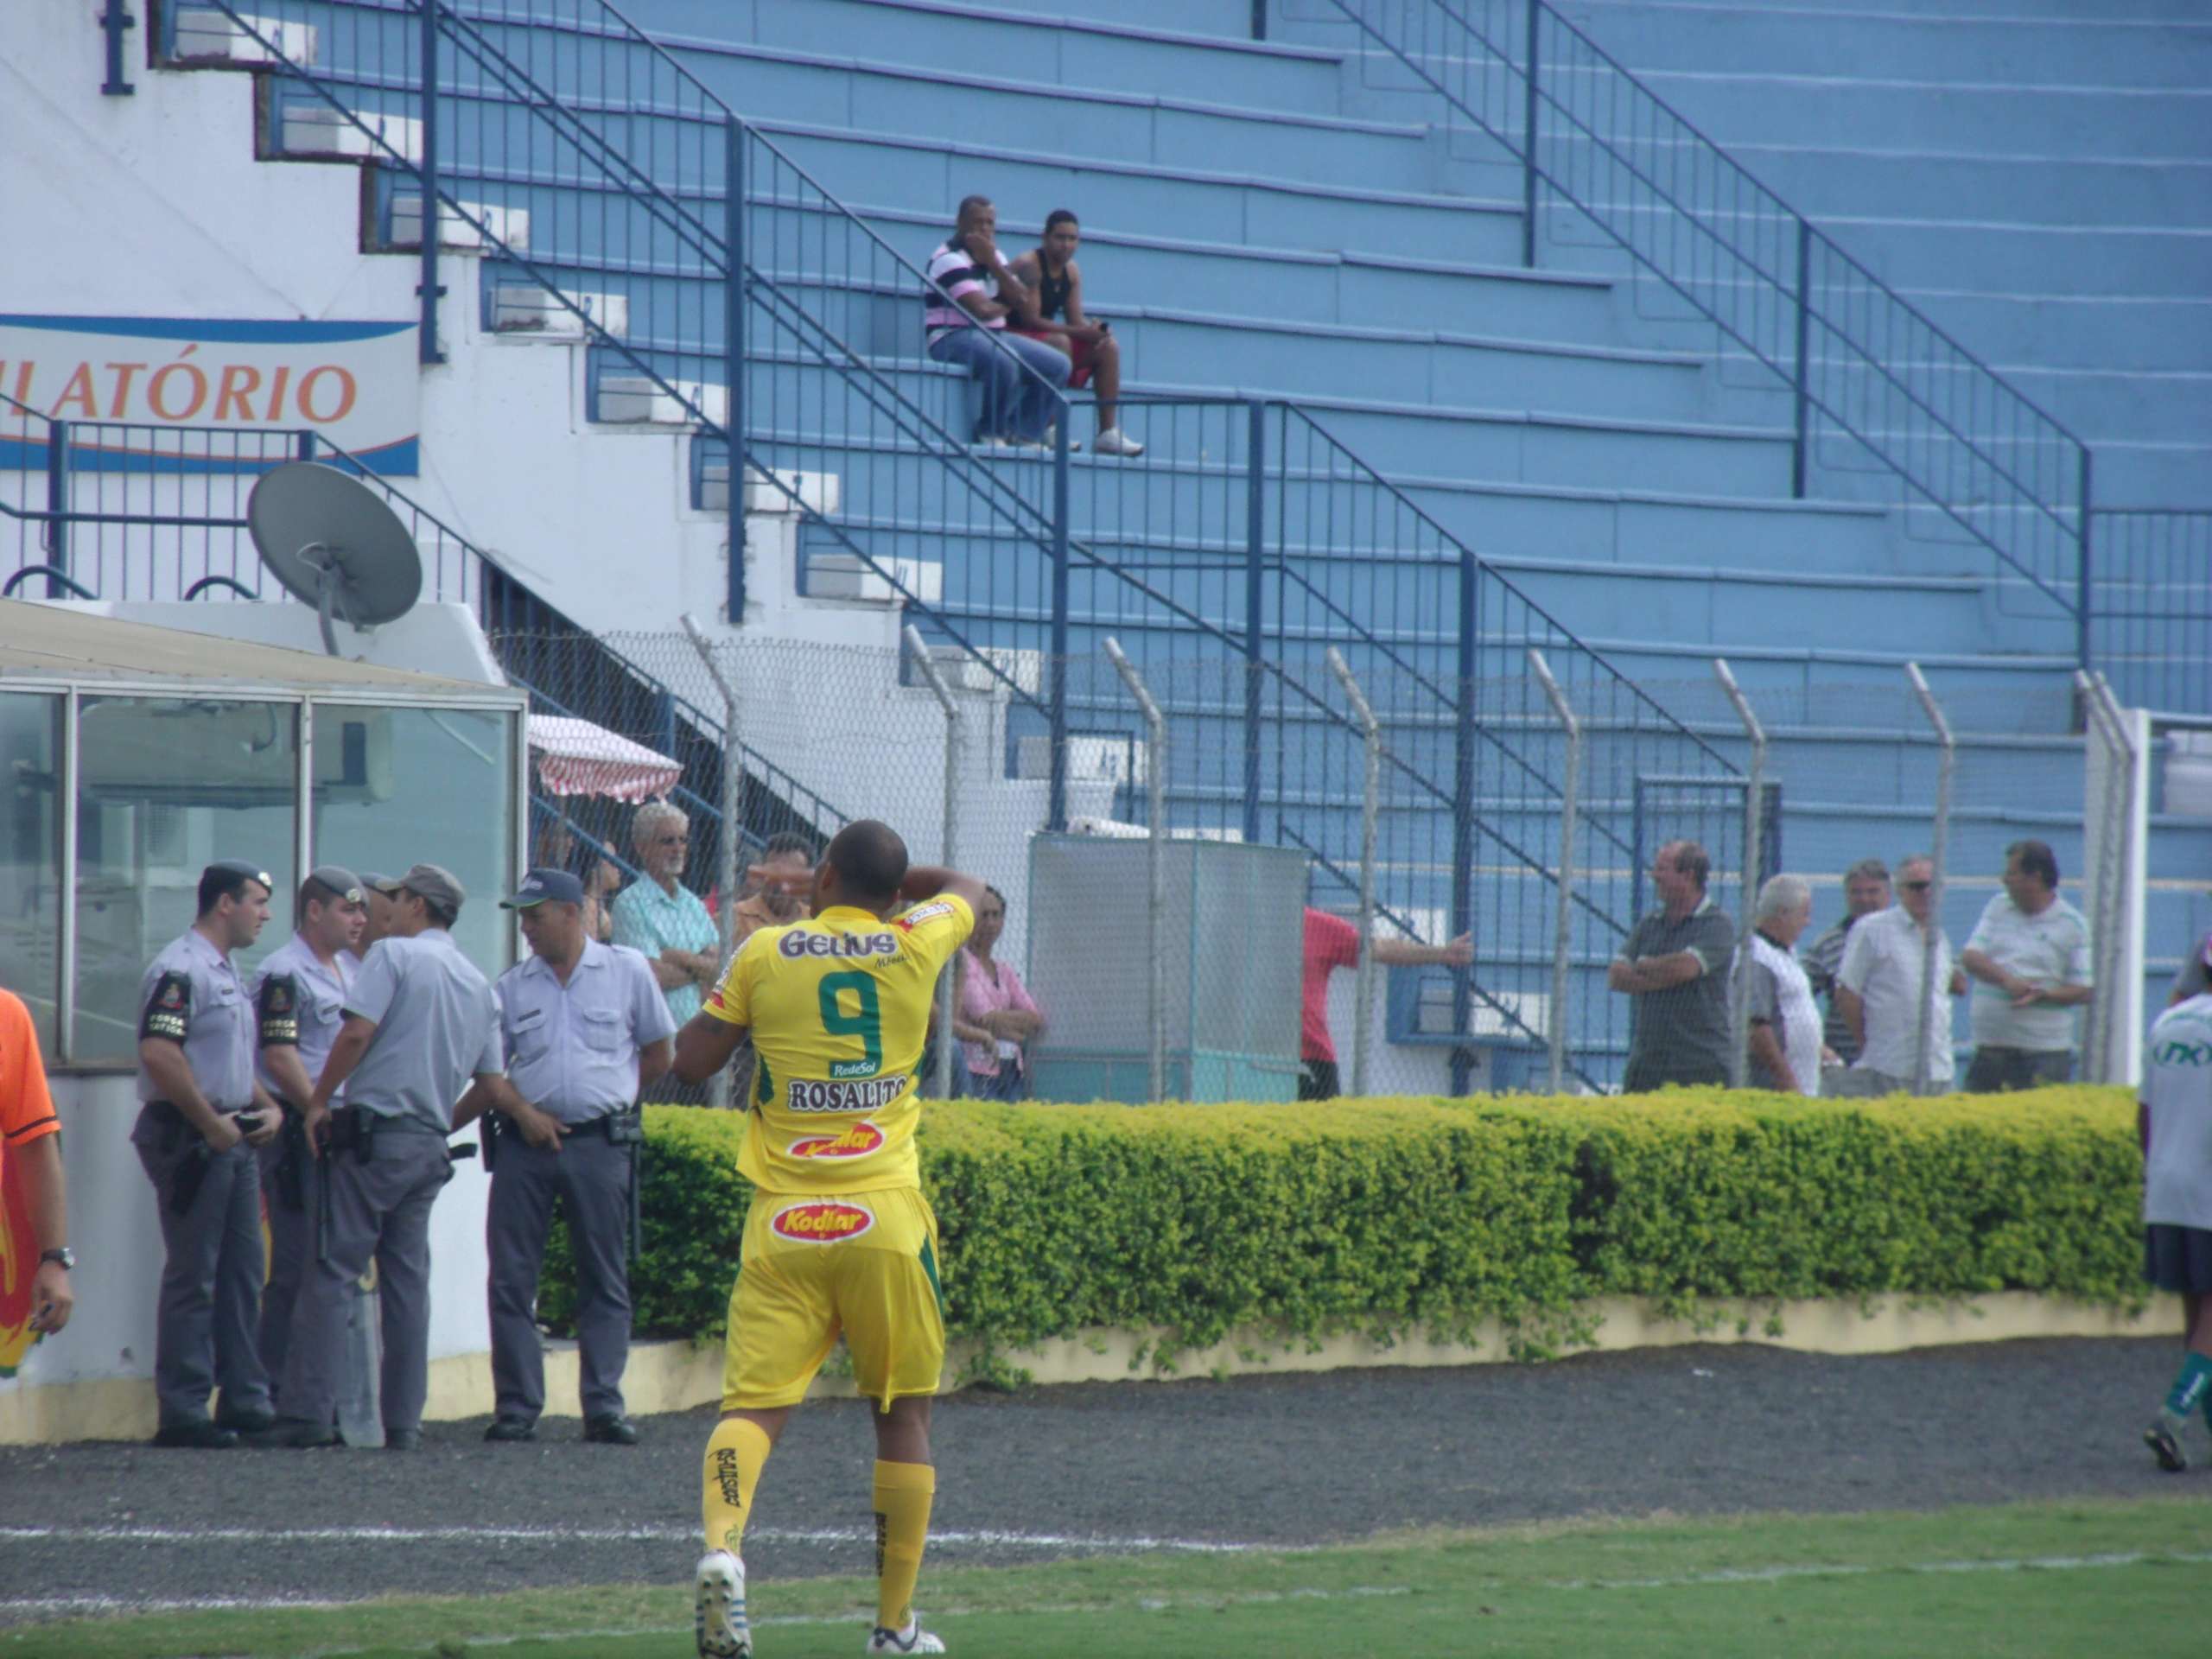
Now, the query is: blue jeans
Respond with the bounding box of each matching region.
[928,325,1070,442]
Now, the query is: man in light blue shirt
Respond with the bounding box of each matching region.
[461,868,675,1445]
[611,802,721,1026]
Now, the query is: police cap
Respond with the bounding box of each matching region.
[386,862,467,915]
[501,868,585,909]
[305,864,365,906]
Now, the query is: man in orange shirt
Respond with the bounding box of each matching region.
[2,988,75,1341]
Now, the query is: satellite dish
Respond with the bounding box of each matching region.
[247,462,423,656]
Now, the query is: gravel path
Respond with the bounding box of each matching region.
[0,1336,2193,1625]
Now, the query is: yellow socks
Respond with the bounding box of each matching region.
[872,1459,936,1630]
[701,1417,774,1557]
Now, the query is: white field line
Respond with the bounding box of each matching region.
[2,1546,2207,1628]
[0,1522,1277,1553]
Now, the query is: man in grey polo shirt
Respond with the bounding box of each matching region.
[1960,838,2092,1093]
[249,865,366,1396]
[133,859,288,1447]
[1608,840,1737,1092]
[264,863,502,1450]
[460,868,674,1446]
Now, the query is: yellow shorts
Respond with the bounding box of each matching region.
[721,1185,946,1412]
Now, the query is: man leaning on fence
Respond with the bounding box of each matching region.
[1608,841,1737,1093]
[1959,839,2092,1093]
[1832,855,1966,1096]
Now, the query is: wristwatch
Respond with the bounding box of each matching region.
[38,1248,74,1270]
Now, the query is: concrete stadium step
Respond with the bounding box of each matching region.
[652,37,1451,192]
[1614,69,2212,161]
[1553,1,2212,88]
[753,119,1529,262]
[1722,143,2212,232]
[629,0,1349,108]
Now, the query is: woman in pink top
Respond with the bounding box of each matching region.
[957,886,1046,1101]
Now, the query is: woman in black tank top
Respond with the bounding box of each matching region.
[1008,210,1142,456]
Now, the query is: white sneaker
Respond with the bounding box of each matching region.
[866,1614,946,1654]
[1041,423,1082,454]
[1092,426,1144,457]
[695,1550,750,1658]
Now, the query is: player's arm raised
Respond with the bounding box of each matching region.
[898,864,988,914]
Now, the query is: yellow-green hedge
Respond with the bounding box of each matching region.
[542,1086,2144,1380]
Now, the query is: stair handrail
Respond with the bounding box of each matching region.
[1316,0,2093,649]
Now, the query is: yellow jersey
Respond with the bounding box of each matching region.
[702,894,973,1194]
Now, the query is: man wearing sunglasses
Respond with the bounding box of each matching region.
[613,802,723,1031]
[1834,855,1967,1095]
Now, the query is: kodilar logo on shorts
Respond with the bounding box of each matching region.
[770,1200,876,1243]
[786,1122,885,1160]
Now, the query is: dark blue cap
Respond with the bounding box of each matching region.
[501,868,585,909]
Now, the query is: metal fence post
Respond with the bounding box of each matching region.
[100,1,137,95]
[1904,663,1955,1096]
[1521,0,1542,269]
[416,0,445,365]
[724,117,748,624]
[1327,647,1381,1097]
[1713,660,1765,1090]
[1528,649,1580,1096]
[1243,400,1266,845]
[1104,637,1168,1103]
[1449,543,1478,1096]
[42,419,69,598]
[2075,447,2094,674]
[2075,669,2139,1082]
[1047,420,1071,831]
[682,613,740,1111]
[905,624,962,1101]
[1790,217,1812,499]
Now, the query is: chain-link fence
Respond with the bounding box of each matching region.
[493,626,2134,1103]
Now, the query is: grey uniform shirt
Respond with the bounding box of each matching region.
[251,934,355,1101]
[494,941,674,1124]
[136,928,257,1110]
[342,928,503,1135]
[1618,897,1737,1084]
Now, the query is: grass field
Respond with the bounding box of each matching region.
[6,1497,2205,1659]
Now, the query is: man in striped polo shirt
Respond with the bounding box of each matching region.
[925,195,1070,448]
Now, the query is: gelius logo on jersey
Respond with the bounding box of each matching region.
[786,1122,886,1160]
[779,930,899,960]
[769,1200,876,1243]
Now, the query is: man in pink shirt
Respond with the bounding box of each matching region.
[1300,909,1473,1099]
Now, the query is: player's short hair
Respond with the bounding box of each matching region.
[1045,208,1078,233]
[828,819,908,906]
[1844,857,1891,886]
[761,830,817,863]
[1663,840,1710,892]
[2006,838,2059,891]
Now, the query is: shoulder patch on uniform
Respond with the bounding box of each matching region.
[142,970,193,1042]
[257,972,301,1046]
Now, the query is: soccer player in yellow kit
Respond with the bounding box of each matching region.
[671,820,982,1659]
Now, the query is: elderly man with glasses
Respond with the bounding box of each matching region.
[611,802,723,1028]
[1832,854,1968,1096]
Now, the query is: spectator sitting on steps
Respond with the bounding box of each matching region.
[924,194,1071,450]
[1008,210,1143,457]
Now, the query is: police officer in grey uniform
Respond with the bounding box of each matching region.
[133,859,287,1447]
[248,866,366,1396]
[264,863,503,1450]
[459,868,674,1445]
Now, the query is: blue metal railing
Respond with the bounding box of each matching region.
[137,0,1752,1083]
[2087,510,2212,716]
[1311,0,2094,649]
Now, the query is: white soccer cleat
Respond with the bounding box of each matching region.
[695,1549,751,1658]
[866,1614,946,1654]
[1092,427,1144,457]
